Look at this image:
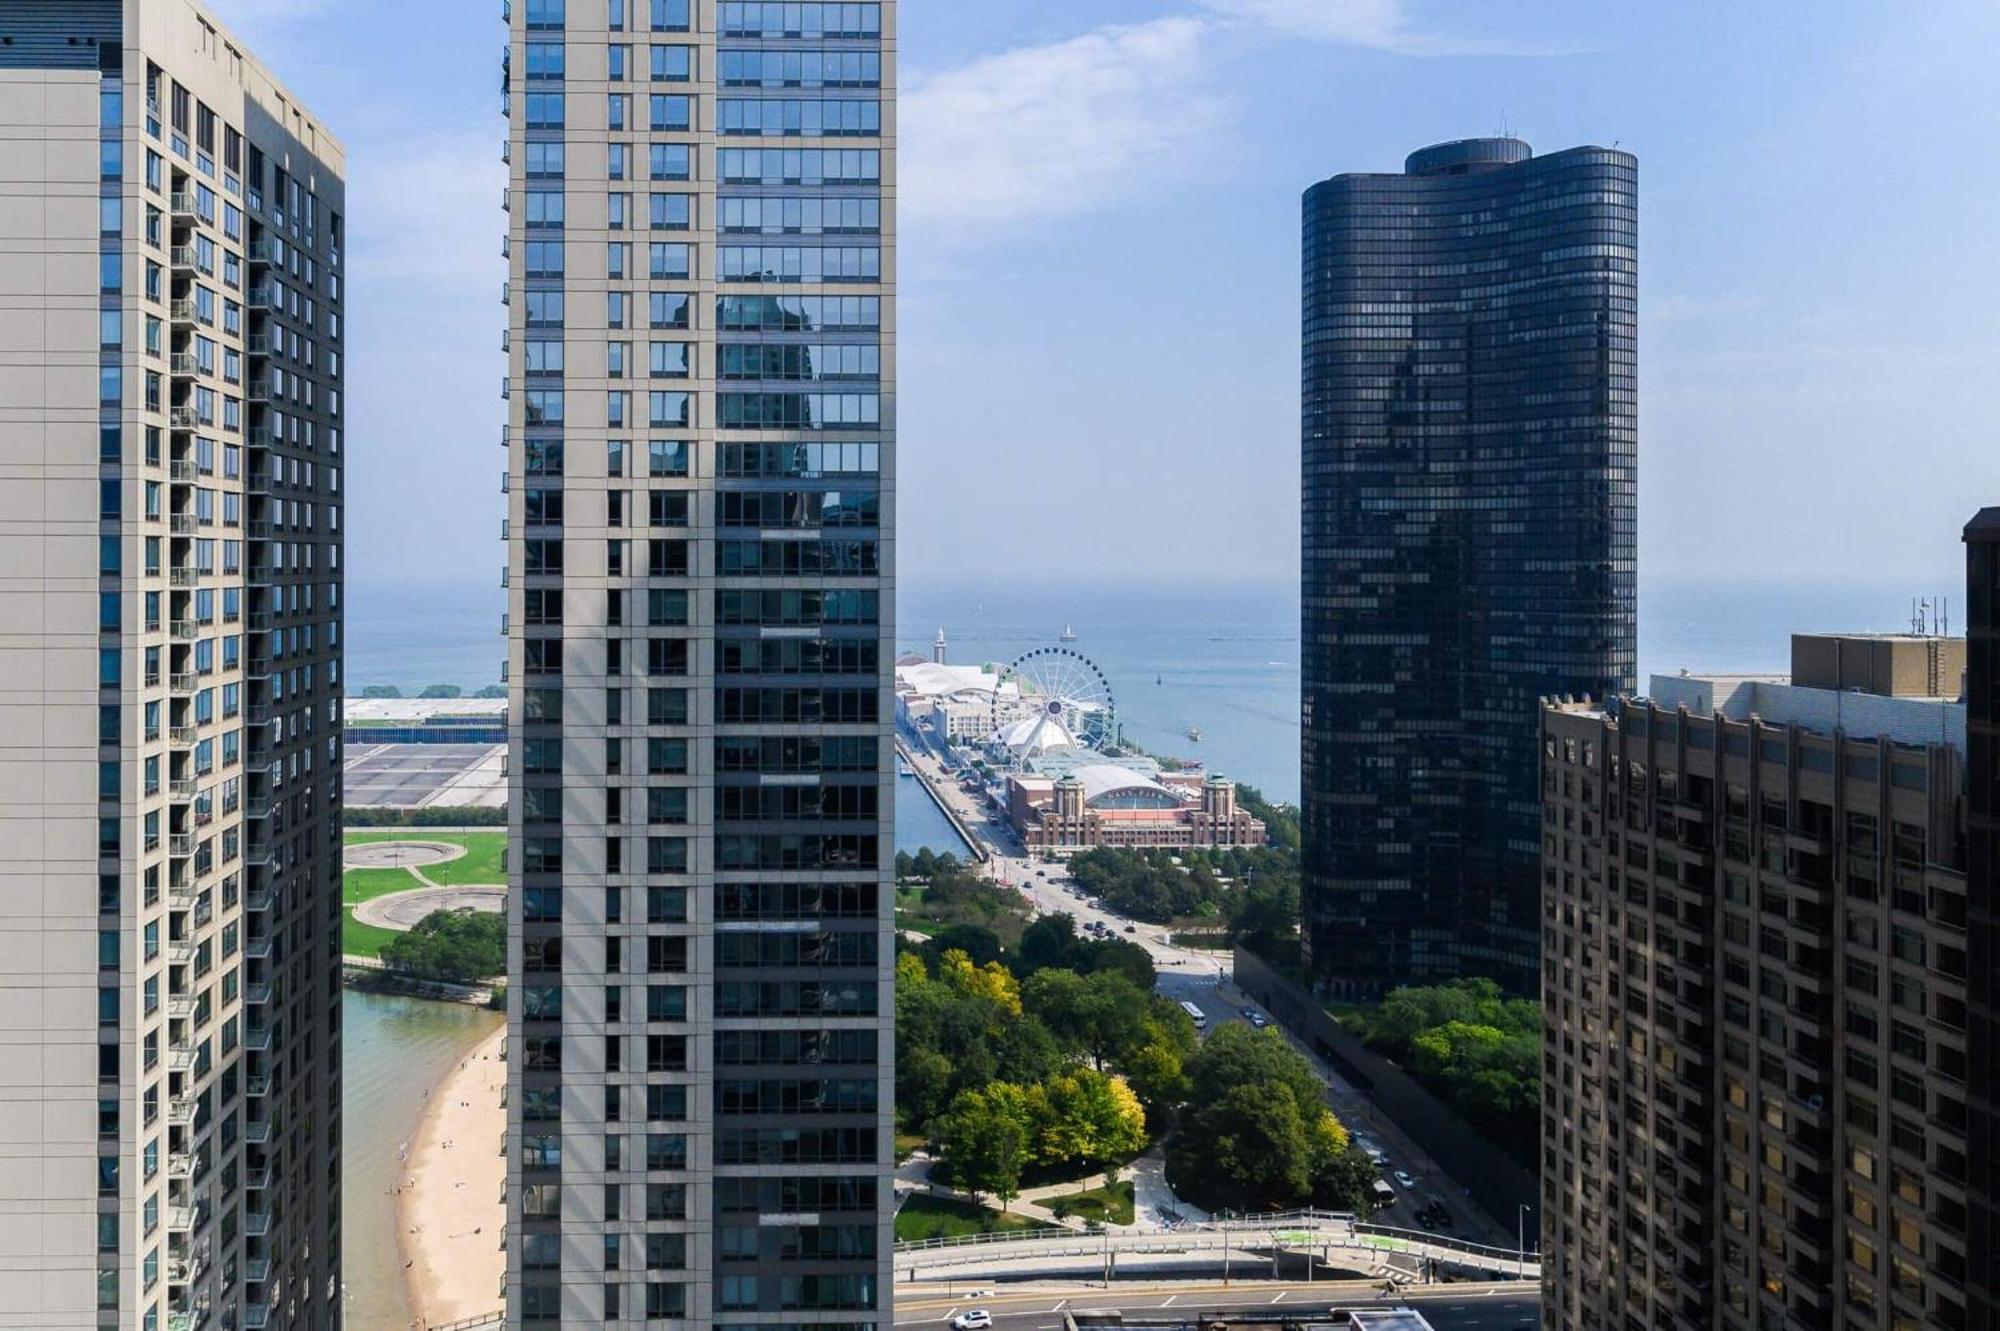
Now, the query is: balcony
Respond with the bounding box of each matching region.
[246,468,275,495]
[169,350,199,378]
[242,841,275,869]
[243,1117,272,1146]
[245,519,274,541]
[247,236,280,266]
[167,1204,198,1232]
[245,332,275,356]
[169,298,197,326]
[246,1074,272,1098]
[247,284,280,310]
[167,1044,195,1072]
[169,191,199,222]
[244,796,274,821]
[167,940,196,965]
[245,981,273,1006]
[169,459,198,482]
[168,726,196,747]
[245,422,277,447]
[245,701,276,727]
[168,833,195,859]
[169,405,200,428]
[243,1210,271,1238]
[167,1094,197,1126]
[244,1256,271,1285]
[246,378,275,403]
[169,514,198,536]
[243,1301,271,1330]
[244,937,274,964]
[169,672,198,694]
[168,778,196,801]
[168,618,200,641]
[167,1151,194,1180]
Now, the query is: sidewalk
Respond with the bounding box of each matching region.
[897,1151,1141,1231]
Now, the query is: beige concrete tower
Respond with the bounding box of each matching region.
[502,0,896,1325]
[0,2,346,1329]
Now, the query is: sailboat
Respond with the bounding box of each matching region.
[1059,623,1077,643]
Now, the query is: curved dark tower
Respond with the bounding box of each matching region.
[1301,138,1637,998]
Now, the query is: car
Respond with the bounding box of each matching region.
[1247,1011,1269,1028]
[1393,1170,1417,1189]
[952,1312,993,1330]
[1123,924,1136,933]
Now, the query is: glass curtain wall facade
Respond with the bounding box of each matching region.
[0,1,346,1326]
[1965,509,2000,1331]
[1301,138,1637,998]
[503,1,896,1325]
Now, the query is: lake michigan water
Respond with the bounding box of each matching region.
[341,991,503,1329]
[348,574,1929,845]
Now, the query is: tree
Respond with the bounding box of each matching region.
[378,909,505,982]
[936,1085,1031,1208]
[360,685,403,699]
[419,683,464,698]
[476,683,508,698]
[1172,1082,1312,1211]
[922,923,1003,969]
[938,949,1021,1018]
[1032,1068,1147,1172]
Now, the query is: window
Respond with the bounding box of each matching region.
[650,193,692,230]
[651,0,691,30]
[651,45,692,81]
[649,143,691,180]
[649,95,691,131]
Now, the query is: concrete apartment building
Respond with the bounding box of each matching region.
[0,2,345,1328]
[1301,138,1638,1000]
[502,1,896,1325]
[1540,635,1983,1331]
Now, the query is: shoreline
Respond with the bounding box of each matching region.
[396,1023,508,1328]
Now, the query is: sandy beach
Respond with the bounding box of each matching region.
[397,1024,508,1328]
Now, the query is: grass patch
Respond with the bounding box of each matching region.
[342,908,403,959]
[343,866,422,906]
[1045,1179,1135,1227]
[895,1131,927,1163]
[342,830,509,886]
[895,1194,1051,1243]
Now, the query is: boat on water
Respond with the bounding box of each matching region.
[1156,674,1163,686]
[1186,726,1203,742]
[1059,623,1077,642]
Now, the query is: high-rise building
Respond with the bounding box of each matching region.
[1301,138,1637,998]
[1541,635,1982,1331]
[0,1,346,1327]
[1963,511,2000,1331]
[502,1,895,1325]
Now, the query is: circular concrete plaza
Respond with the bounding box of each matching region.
[343,840,468,870]
[353,885,506,931]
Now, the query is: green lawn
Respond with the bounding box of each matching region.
[895,1131,927,1163]
[340,831,509,959]
[1045,1179,1135,1227]
[342,865,423,906]
[342,830,508,886]
[895,1194,1051,1243]
[342,908,403,959]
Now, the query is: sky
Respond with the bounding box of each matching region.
[209,0,2000,610]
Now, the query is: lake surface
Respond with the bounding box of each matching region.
[347,575,1927,807]
[341,990,504,1330]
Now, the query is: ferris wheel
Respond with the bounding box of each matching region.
[990,647,1117,756]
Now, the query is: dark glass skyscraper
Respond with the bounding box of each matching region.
[1301,138,1636,997]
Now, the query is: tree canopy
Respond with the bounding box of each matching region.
[378,909,505,983]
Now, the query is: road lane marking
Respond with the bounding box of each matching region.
[1161,1296,1177,1306]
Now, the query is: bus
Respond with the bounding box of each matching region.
[1179,1000,1207,1032]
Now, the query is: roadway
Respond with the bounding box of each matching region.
[900,743,1513,1250]
[894,1281,1538,1331]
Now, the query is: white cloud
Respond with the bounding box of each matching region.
[901,18,1227,242]
[1201,0,1587,56]
[345,128,504,298]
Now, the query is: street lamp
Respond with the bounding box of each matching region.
[1517,1203,1533,1279]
